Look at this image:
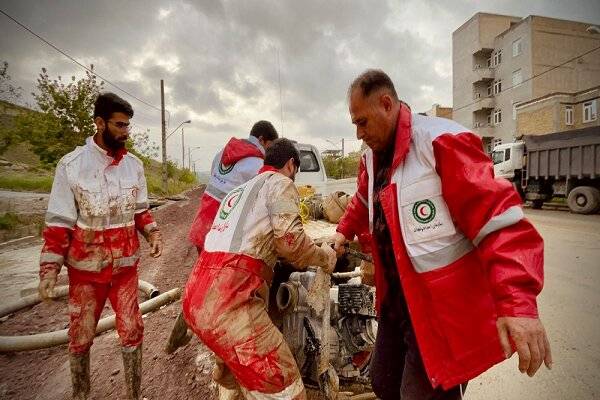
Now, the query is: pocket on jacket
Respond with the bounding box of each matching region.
[422,256,498,361]
[400,176,456,245]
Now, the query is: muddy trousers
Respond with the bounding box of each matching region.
[183,259,305,400]
[370,297,467,400]
[67,267,144,354]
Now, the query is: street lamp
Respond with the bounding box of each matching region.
[166,120,191,168]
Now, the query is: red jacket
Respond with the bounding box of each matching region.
[188,136,264,249]
[337,105,544,389]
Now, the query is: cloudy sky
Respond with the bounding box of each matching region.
[1,0,599,171]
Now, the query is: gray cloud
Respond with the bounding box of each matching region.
[1,0,598,170]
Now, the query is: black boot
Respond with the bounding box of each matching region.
[122,345,142,400]
[165,311,192,354]
[69,352,90,400]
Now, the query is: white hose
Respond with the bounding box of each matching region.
[0,287,181,352]
[0,280,159,318]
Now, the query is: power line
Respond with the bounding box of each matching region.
[454,45,600,113]
[0,8,163,113]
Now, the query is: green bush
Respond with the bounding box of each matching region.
[178,169,197,184]
[0,213,20,230]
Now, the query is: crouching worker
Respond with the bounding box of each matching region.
[182,138,337,400]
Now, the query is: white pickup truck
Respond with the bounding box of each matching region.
[294,142,357,196]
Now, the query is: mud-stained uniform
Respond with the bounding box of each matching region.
[39,136,158,354]
[183,167,331,400]
[188,136,264,252]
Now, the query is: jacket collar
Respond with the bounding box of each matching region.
[87,135,128,165]
[391,102,412,171]
[247,135,266,155]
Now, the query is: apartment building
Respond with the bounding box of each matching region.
[424,103,453,119]
[452,13,600,151]
[516,85,599,136]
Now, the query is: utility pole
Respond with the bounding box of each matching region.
[181,127,185,169]
[341,138,345,178]
[160,80,167,193]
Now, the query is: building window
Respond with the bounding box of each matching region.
[512,69,522,87]
[494,109,502,125]
[487,84,493,96]
[487,112,492,125]
[493,138,503,150]
[493,79,502,94]
[493,50,502,66]
[513,38,522,57]
[583,100,597,123]
[565,105,574,125]
[487,57,492,68]
[505,148,511,161]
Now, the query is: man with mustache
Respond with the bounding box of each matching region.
[38,92,163,400]
[332,69,551,399]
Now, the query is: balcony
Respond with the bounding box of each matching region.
[471,124,495,138]
[472,65,494,83]
[471,96,495,112]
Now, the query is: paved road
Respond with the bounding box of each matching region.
[0,209,598,399]
[468,209,600,400]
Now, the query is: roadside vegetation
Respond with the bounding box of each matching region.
[0,61,198,196]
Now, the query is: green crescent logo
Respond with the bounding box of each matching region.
[218,162,235,175]
[412,199,436,224]
[219,187,244,220]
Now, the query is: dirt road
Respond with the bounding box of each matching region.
[0,194,599,399]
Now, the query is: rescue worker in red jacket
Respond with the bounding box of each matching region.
[38,93,163,400]
[332,70,552,400]
[182,138,337,400]
[167,121,279,354]
[188,120,279,253]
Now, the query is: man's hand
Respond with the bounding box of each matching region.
[320,243,337,274]
[331,232,348,257]
[38,270,58,300]
[148,230,163,258]
[497,316,552,377]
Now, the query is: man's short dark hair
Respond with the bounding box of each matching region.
[250,120,278,141]
[264,138,300,169]
[348,69,399,100]
[93,92,134,120]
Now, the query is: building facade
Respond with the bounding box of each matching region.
[452,13,600,151]
[424,103,453,119]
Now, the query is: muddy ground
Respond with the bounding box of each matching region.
[0,187,335,400]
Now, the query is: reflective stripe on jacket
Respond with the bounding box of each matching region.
[40,136,156,278]
[336,105,544,389]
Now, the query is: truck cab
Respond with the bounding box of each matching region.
[492,141,524,180]
[294,142,357,195]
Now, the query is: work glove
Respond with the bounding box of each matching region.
[148,230,163,258]
[320,242,337,274]
[38,269,58,300]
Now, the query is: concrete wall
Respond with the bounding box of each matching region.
[531,17,600,99]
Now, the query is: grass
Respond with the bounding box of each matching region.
[0,173,54,192]
[0,213,20,230]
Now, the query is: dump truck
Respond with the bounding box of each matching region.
[492,126,600,214]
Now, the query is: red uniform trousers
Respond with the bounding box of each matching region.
[67,265,143,354]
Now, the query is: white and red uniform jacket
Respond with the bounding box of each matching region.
[39,136,157,281]
[188,136,264,250]
[337,104,544,389]
[183,167,331,398]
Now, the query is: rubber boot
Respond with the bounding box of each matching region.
[69,352,90,400]
[213,357,244,399]
[165,311,192,354]
[122,345,142,400]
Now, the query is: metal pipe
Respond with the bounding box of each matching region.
[0,288,181,352]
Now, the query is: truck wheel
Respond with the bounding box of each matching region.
[531,199,544,209]
[567,186,600,214]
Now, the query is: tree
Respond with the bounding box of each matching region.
[127,128,160,165]
[0,61,23,103]
[323,151,361,179]
[14,66,104,165]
